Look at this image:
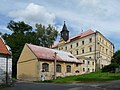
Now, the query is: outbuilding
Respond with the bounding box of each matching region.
[17,44,82,81]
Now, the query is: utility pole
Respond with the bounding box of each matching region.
[54,52,57,79]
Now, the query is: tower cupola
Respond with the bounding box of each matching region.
[60,21,69,41]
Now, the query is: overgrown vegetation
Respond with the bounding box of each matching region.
[102,50,120,73]
[102,63,119,72]
[112,50,120,65]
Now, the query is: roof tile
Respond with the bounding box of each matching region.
[27,44,81,63]
[52,29,95,48]
[0,37,10,55]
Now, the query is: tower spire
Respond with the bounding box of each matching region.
[62,21,68,31]
[60,21,69,41]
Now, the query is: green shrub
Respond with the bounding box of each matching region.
[102,63,119,72]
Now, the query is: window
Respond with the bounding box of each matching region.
[92,69,94,72]
[100,38,101,42]
[75,70,79,73]
[76,50,78,55]
[76,64,79,67]
[66,65,71,73]
[68,55,74,58]
[92,62,94,65]
[89,57,91,59]
[76,42,78,47]
[83,60,85,64]
[56,64,61,72]
[88,61,90,65]
[82,49,84,53]
[89,38,92,43]
[42,63,49,72]
[83,68,85,72]
[106,49,108,54]
[65,46,67,50]
[102,65,104,68]
[82,41,84,45]
[89,47,92,52]
[102,40,104,43]
[70,45,72,48]
[88,68,90,72]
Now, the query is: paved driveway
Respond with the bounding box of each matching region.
[1,80,120,90]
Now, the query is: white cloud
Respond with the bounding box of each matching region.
[9,3,55,27]
[0,0,120,50]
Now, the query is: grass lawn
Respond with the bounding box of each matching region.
[43,71,120,83]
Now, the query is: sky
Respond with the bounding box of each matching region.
[0,0,120,51]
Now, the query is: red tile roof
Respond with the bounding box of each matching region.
[27,44,81,63]
[0,37,10,55]
[68,29,95,42]
[52,29,95,48]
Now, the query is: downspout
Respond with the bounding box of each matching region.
[37,59,40,81]
[54,52,57,79]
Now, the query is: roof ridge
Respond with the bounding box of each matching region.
[68,29,95,42]
[26,43,81,63]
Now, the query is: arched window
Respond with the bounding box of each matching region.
[56,64,61,72]
[66,65,71,73]
[75,70,79,73]
[42,63,49,72]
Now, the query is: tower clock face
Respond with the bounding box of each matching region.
[61,31,69,41]
[66,33,68,36]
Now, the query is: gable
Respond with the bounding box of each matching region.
[0,37,10,55]
[18,44,37,63]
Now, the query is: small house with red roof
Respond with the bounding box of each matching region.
[17,44,82,81]
[0,37,12,83]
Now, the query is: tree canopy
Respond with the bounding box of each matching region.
[35,24,58,47]
[112,50,120,64]
[7,20,32,34]
[102,50,120,72]
[2,20,58,77]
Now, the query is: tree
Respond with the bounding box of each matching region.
[102,50,120,72]
[111,50,120,64]
[102,63,119,72]
[7,20,32,34]
[3,20,37,78]
[35,24,58,47]
[3,20,58,78]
